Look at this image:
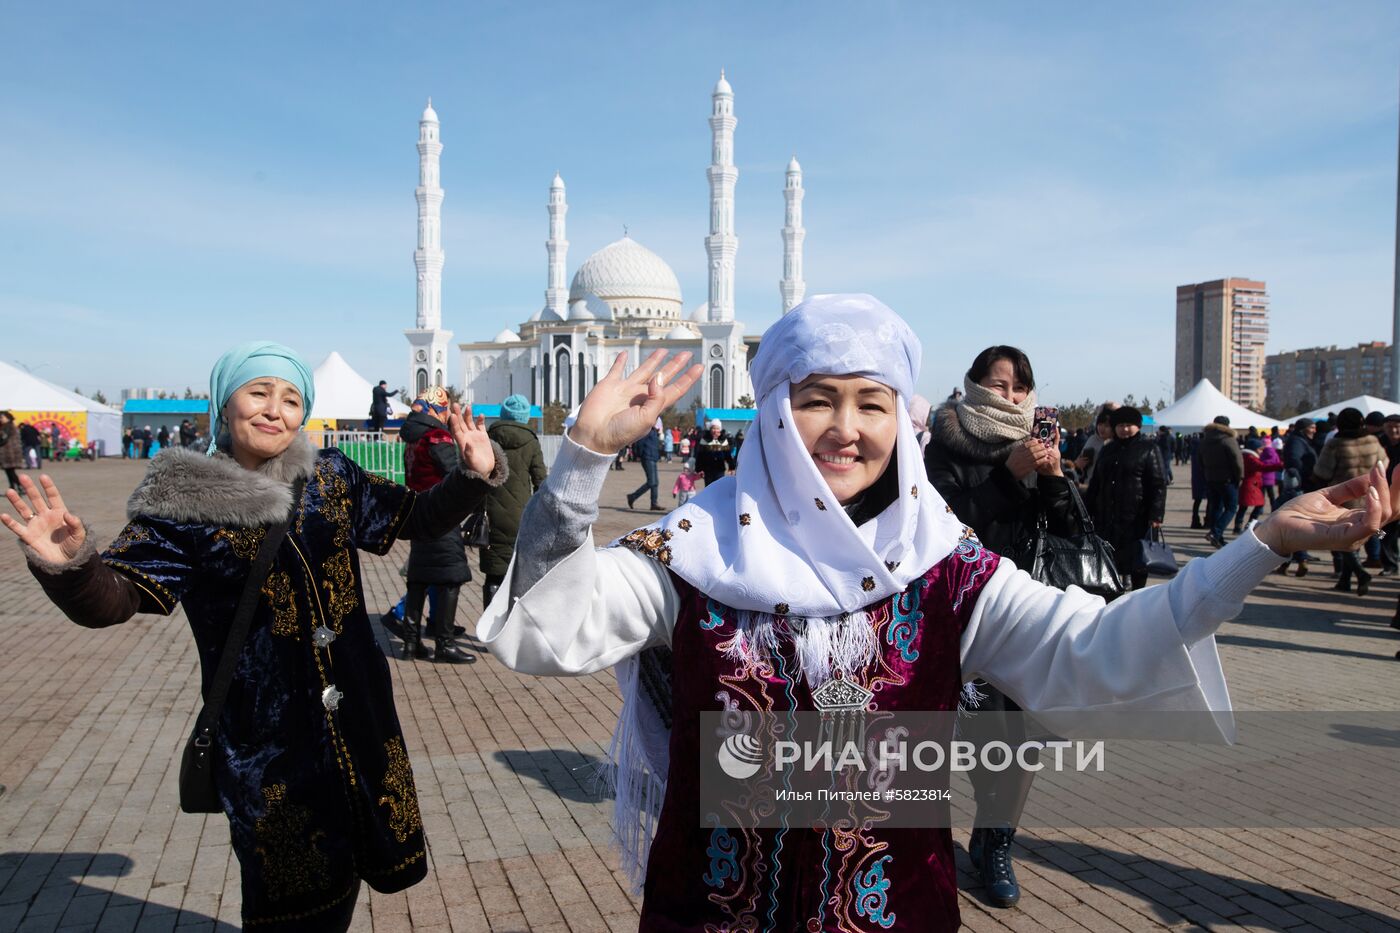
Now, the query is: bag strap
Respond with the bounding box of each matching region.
[194,477,304,738]
[1063,478,1098,535]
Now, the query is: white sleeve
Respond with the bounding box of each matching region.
[474,435,679,676]
[960,530,1284,737]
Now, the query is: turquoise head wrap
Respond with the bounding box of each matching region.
[207,341,315,455]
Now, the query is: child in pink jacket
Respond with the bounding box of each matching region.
[672,460,701,505]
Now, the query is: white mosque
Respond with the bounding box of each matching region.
[404,73,809,410]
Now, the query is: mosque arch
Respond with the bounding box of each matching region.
[416,368,428,394]
[709,364,725,409]
[555,347,572,407]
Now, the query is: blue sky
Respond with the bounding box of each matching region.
[2,1,1397,406]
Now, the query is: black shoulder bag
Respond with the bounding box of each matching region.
[178,479,302,813]
[1018,480,1125,602]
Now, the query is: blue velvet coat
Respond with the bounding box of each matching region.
[91,436,496,926]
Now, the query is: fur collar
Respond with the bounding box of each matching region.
[929,401,1019,464]
[127,433,319,526]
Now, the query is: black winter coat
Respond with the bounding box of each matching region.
[481,421,548,577]
[1086,433,1166,559]
[401,411,472,585]
[923,404,1075,561]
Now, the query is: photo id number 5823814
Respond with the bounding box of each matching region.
[883,789,952,802]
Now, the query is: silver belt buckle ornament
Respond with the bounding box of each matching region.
[312,625,337,649]
[321,685,343,711]
[812,672,873,751]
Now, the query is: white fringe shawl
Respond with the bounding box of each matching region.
[601,609,880,892]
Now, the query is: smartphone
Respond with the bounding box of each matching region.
[1033,406,1059,446]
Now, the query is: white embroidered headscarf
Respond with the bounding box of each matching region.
[618,293,964,617]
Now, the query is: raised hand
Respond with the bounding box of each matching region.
[569,350,703,456]
[446,403,496,477]
[1253,464,1397,557]
[2,474,86,565]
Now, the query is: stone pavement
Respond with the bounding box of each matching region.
[0,455,1398,931]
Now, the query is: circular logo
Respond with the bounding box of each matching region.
[716,733,764,780]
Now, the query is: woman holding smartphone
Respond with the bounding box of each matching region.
[922,345,1076,908]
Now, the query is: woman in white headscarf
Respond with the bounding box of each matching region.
[477,295,1392,932]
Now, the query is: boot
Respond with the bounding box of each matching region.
[1356,570,1372,598]
[433,636,476,664]
[1295,560,1308,578]
[430,587,474,663]
[974,825,1020,908]
[402,620,431,660]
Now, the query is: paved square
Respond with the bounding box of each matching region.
[2,457,1398,930]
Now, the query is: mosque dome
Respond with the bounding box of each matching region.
[714,71,732,96]
[689,302,710,322]
[421,98,439,123]
[569,237,683,307]
[493,328,520,343]
[664,324,697,340]
[567,300,594,321]
[787,155,801,173]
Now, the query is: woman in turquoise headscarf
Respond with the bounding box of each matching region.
[3,342,506,931]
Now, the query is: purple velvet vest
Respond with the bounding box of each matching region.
[638,537,1000,932]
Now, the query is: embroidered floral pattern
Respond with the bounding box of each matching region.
[678,518,692,532]
[377,737,423,844]
[861,576,875,591]
[261,570,299,637]
[618,527,674,566]
[814,498,827,512]
[254,783,330,901]
[105,523,151,556]
[215,525,266,561]
[952,537,995,612]
[885,560,899,572]
[738,513,752,526]
[700,598,725,630]
[945,504,954,513]
[306,461,351,547]
[320,549,358,633]
[854,855,895,928]
[703,826,740,888]
[774,602,790,615]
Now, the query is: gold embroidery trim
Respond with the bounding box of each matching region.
[377,737,423,844]
[260,569,299,637]
[253,782,331,902]
[214,525,266,560]
[319,549,357,634]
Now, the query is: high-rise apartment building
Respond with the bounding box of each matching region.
[1174,278,1270,409]
[1263,341,1393,415]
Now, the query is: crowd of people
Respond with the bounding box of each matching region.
[5,300,1399,930]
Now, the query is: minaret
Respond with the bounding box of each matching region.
[406,98,452,393]
[706,70,738,322]
[415,98,444,329]
[780,155,806,313]
[545,173,569,319]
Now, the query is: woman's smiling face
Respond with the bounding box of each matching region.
[790,373,899,505]
[223,377,303,467]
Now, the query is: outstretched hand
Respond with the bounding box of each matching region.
[1253,464,1397,556]
[569,350,703,455]
[446,403,496,476]
[2,474,86,565]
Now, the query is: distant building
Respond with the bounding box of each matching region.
[1263,342,1393,415]
[1174,278,1269,410]
[121,387,172,401]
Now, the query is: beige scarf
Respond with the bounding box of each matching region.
[956,375,1036,444]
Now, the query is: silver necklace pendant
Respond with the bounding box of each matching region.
[321,685,344,711]
[312,625,337,649]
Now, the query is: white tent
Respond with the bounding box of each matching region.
[0,360,122,454]
[308,352,409,427]
[1153,379,1282,432]
[1294,395,1400,423]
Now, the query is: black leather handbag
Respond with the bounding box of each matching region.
[179,480,301,813]
[462,507,490,549]
[1135,525,1180,577]
[1018,481,1125,602]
